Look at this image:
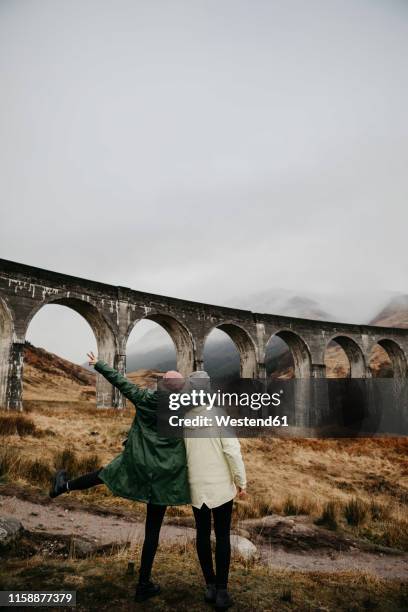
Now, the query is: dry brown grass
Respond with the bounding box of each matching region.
[0,539,407,611]
[53,447,102,477]
[0,441,103,490]
[237,436,408,548]
[344,497,369,526]
[22,458,54,488]
[315,500,339,530]
[0,445,21,480]
[1,391,407,550]
[0,413,39,437]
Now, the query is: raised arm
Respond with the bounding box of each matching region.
[87,351,151,405]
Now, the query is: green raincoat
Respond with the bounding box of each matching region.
[94,360,191,506]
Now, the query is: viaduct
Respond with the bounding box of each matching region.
[0,258,407,412]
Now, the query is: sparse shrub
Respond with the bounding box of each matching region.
[0,445,21,480]
[344,497,368,526]
[280,588,293,603]
[283,496,311,516]
[234,493,276,520]
[315,501,338,530]
[54,448,78,475]
[336,480,354,492]
[369,499,390,521]
[76,453,101,474]
[24,458,53,487]
[0,415,17,436]
[0,414,37,437]
[15,415,37,436]
[53,447,101,478]
[257,497,275,516]
[360,522,398,550]
[234,499,257,520]
[43,428,56,437]
[379,518,408,550]
[283,496,297,515]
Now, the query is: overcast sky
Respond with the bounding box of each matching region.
[1,1,408,362]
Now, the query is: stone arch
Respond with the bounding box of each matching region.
[203,322,258,378]
[325,334,366,378]
[0,296,15,408]
[126,312,195,376]
[370,338,408,378]
[24,296,119,408]
[25,296,118,360]
[265,329,312,378]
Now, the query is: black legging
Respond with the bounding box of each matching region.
[192,499,233,589]
[138,503,167,583]
[66,468,167,584]
[67,468,104,490]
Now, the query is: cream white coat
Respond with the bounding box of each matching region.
[183,405,247,509]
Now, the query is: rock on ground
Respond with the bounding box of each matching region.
[240,514,354,551]
[0,516,24,550]
[211,532,257,561]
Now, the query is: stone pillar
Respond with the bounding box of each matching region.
[95,371,113,408]
[257,362,266,379]
[6,342,25,411]
[192,340,204,373]
[113,353,127,409]
[312,363,326,378]
[293,364,327,432]
[193,357,204,371]
[95,350,117,409]
[293,379,311,430]
[0,340,12,409]
[310,363,330,433]
[95,329,120,409]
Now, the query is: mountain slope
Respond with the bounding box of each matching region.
[22,343,160,404]
[369,295,408,328]
[23,342,96,402]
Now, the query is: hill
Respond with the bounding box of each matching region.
[23,342,96,403]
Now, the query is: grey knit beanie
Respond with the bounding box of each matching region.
[187,370,211,393]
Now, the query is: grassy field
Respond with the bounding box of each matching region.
[1,537,407,612]
[1,396,408,611]
[1,399,408,550]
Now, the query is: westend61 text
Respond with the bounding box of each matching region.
[168,414,289,427]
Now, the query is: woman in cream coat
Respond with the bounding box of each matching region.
[184,371,247,610]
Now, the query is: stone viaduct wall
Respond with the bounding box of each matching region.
[1,258,407,411]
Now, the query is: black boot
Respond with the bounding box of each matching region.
[49,469,68,498]
[134,580,161,602]
[215,588,233,610]
[204,583,216,603]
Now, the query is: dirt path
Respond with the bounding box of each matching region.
[1,494,408,581]
[0,494,195,549]
[259,545,408,580]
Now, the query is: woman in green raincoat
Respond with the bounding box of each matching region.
[49,351,190,603]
